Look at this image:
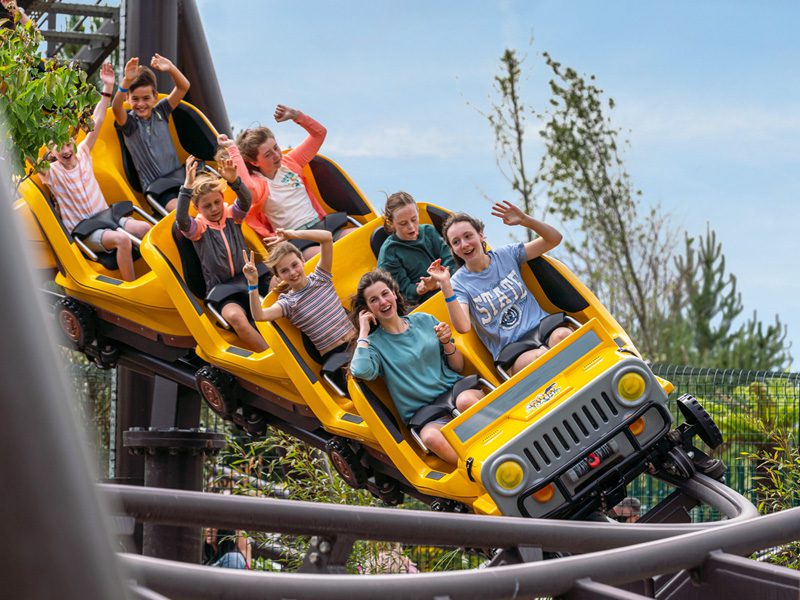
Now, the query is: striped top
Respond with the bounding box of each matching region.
[40,144,107,232]
[275,265,354,352]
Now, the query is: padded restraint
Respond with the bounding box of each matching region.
[370,226,390,259]
[145,166,184,196]
[71,201,140,270]
[494,313,570,369]
[290,212,349,252]
[205,263,271,308]
[308,156,371,216]
[300,332,353,395]
[408,374,480,430]
[527,257,590,313]
[172,222,207,299]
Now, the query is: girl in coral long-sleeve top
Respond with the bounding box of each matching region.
[227,105,347,259]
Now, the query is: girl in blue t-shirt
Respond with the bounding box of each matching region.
[429,201,572,377]
[349,270,483,465]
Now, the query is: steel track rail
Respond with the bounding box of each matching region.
[118,506,800,600]
[102,473,756,555]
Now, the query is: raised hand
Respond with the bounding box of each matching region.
[433,321,452,345]
[358,310,376,336]
[263,229,292,248]
[274,104,299,123]
[218,157,237,183]
[416,275,437,297]
[491,200,526,227]
[150,53,175,73]
[242,249,258,285]
[216,133,235,148]
[427,258,451,284]
[123,57,142,84]
[99,62,115,87]
[184,156,198,188]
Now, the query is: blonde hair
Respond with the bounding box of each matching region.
[382,191,417,233]
[190,172,226,206]
[265,241,303,293]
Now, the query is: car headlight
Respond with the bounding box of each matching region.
[613,367,649,406]
[490,456,527,495]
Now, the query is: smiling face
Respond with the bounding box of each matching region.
[364,281,398,322]
[446,220,486,266]
[251,138,283,179]
[195,191,225,224]
[389,203,419,241]
[51,141,77,169]
[128,85,158,120]
[274,252,307,290]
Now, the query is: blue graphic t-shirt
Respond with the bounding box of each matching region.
[451,243,547,360]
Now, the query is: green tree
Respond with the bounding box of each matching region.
[535,52,678,358]
[486,49,537,238]
[0,16,98,180]
[669,225,790,370]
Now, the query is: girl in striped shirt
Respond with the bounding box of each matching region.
[242,228,354,360]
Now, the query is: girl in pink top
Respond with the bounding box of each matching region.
[229,105,348,260]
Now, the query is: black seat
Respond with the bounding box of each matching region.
[290,211,350,251]
[370,226,390,259]
[70,201,140,270]
[301,332,352,397]
[408,374,480,431]
[205,264,271,309]
[494,313,571,379]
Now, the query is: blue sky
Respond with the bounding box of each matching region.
[198,1,798,365]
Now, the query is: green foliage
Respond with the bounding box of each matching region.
[668,226,791,370]
[486,49,537,237]
[0,16,98,178]
[535,52,678,359]
[741,420,800,569]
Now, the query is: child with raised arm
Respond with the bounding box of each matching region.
[242,228,354,360]
[431,201,573,376]
[230,105,349,260]
[377,191,456,305]
[112,54,190,212]
[40,63,151,282]
[349,270,483,466]
[176,147,267,353]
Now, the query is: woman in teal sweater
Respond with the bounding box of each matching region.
[377,192,456,305]
[349,270,483,465]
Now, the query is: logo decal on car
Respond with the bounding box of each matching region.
[527,382,560,411]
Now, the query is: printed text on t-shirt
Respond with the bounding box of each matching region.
[471,270,528,327]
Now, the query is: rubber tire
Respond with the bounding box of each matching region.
[326,437,367,489]
[196,365,238,419]
[677,393,724,450]
[55,297,95,350]
[666,446,696,479]
[243,409,268,437]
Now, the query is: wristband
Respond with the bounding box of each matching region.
[443,347,457,356]
[101,92,112,98]
[117,86,129,93]
[356,338,370,345]
[445,294,457,303]
[441,337,455,346]
[247,284,258,292]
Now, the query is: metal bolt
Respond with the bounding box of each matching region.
[308,552,320,565]
[319,540,331,554]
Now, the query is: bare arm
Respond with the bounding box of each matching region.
[112,57,142,126]
[428,259,471,333]
[435,322,464,372]
[151,53,190,110]
[491,201,562,261]
[265,229,334,272]
[242,250,284,322]
[82,63,115,152]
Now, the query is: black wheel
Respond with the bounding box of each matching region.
[665,446,696,479]
[243,409,268,437]
[195,365,238,419]
[96,344,119,369]
[55,297,95,350]
[677,394,723,450]
[326,437,367,489]
[375,476,404,506]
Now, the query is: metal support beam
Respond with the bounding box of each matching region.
[568,578,652,599]
[299,535,357,574]
[29,1,118,18]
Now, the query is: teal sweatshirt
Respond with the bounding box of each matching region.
[377,224,456,304]
[350,312,461,423]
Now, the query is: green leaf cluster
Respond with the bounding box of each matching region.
[0,17,99,179]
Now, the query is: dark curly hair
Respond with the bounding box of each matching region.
[349,269,409,334]
[441,212,487,266]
